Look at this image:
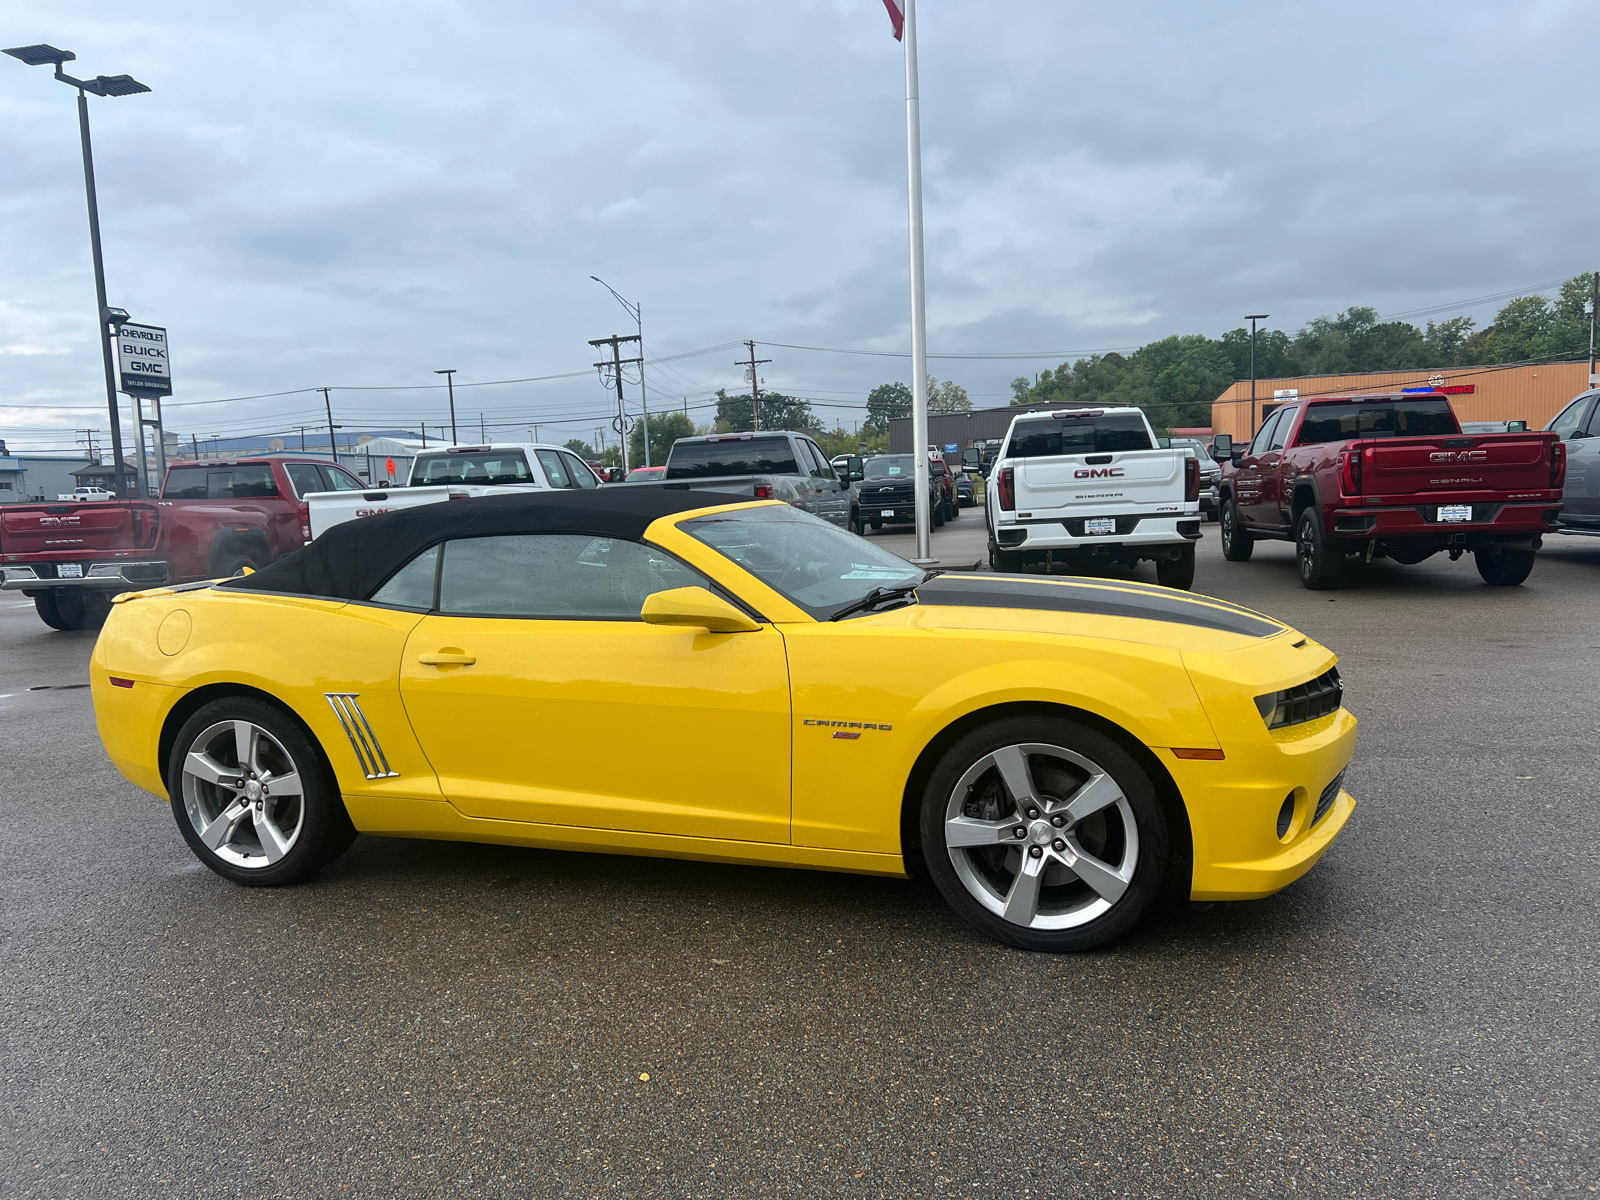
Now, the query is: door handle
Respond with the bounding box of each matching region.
[418,651,476,666]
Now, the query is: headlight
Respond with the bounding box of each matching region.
[1255,667,1342,729]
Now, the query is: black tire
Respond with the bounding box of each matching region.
[918,715,1170,952]
[212,551,265,579]
[35,591,109,631]
[1295,508,1344,590]
[988,538,1025,573]
[848,507,864,536]
[167,696,356,887]
[933,502,946,528]
[869,519,883,531]
[1475,547,1535,586]
[1220,497,1253,562]
[1156,544,1196,590]
[34,593,73,631]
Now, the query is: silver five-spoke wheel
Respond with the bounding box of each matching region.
[943,742,1138,931]
[181,720,306,869]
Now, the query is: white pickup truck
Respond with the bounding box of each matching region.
[56,486,113,502]
[984,406,1202,588]
[302,443,604,539]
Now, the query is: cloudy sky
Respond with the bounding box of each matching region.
[1,0,1594,454]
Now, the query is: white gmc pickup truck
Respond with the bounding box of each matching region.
[302,443,604,538]
[984,406,1202,588]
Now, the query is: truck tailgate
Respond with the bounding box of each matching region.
[1359,433,1558,498]
[1015,450,1184,514]
[304,487,454,539]
[0,502,160,555]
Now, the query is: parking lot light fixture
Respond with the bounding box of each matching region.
[6,44,151,498]
[435,370,458,444]
[1245,314,1269,437]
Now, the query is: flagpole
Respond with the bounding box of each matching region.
[902,0,936,565]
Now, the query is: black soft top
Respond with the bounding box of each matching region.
[223,488,728,602]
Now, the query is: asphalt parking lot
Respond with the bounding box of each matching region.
[3,506,1597,1199]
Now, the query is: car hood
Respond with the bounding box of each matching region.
[876,574,1294,653]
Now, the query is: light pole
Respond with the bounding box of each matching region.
[5,44,149,499]
[590,277,650,466]
[1244,314,1269,437]
[434,370,458,443]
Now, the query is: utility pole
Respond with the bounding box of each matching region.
[1245,314,1269,437]
[435,369,458,444]
[738,341,772,432]
[1588,272,1597,388]
[480,413,486,442]
[191,433,199,459]
[590,333,642,474]
[318,388,342,463]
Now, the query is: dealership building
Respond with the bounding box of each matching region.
[1210,359,1593,441]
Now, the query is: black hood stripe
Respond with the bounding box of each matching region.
[917,576,1283,638]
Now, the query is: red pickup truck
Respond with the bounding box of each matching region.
[0,456,365,630]
[1212,392,1565,589]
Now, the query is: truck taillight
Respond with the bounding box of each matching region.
[754,484,773,499]
[1339,450,1362,496]
[1552,440,1567,488]
[997,467,1015,511]
[1183,457,1199,502]
[298,501,311,541]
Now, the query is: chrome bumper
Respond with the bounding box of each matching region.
[1,562,171,592]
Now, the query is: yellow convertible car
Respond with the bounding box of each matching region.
[91,491,1356,952]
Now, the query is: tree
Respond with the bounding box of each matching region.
[713,388,817,433]
[864,382,912,433]
[928,375,972,413]
[628,410,695,467]
[564,438,597,459]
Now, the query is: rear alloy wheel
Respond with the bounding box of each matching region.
[1220,498,1253,561]
[1295,508,1344,590]
[1474,547,1535,586]
[168,697,356,886]
[1156,543,1196,590]
[212,552,265,579]
[921,717,1168,952]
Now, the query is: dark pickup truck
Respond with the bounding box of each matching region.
[0,455,365,629]
[629,432,866,533]
[1213,392,1565,589]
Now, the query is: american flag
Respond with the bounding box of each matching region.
[881,0,905,41]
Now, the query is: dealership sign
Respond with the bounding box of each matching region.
[116,323,171,395]
[1401,384,1475,395]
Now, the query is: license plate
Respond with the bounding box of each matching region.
[1438,504,1473,523]
[1084,517,1116,536]
[58,563,83,578]
[881,509,895,517]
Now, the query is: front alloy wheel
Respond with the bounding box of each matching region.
[921,717,1168,951]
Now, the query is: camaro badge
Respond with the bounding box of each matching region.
[803,718,892,735]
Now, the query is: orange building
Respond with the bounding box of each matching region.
[1210,359,1595,440]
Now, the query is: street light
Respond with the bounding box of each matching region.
[590,276,651,466]
[435,370,458,444]
[5,44,150,498]
[1244,314,1270,437]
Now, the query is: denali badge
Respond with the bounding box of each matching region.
[1430,450,1487,463]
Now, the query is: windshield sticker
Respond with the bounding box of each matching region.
[841,567,916,580]
[887,466,901,475]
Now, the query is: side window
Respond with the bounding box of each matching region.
[437,535,704,619]
[369,545,439,610]
[284,464,325,498]
[1549,396,1595,440]
[1268,407,1298,451]
[230,466,279,498]
[1248,410,1281,457]
[562,452,600,489]
[323,466,366,491]
[804,441,829,480]
[535,449,571,488]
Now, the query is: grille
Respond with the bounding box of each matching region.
[1062,515,1142,536]
[1313,769,1346,826]
[325,693,400,780]
[1256,667,1342,729]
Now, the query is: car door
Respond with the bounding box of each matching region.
[1234,408,1284,527]
[804,440,847,524]
[397,531,793,843]
[1550,394,1599,521]
[1263,405,1298,527]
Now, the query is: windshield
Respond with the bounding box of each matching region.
[680,504,924,619]
[1297,399,1458,444]
[1008,413,1153,457]
[863,455,914,480]
[413,451,537,486]
[665,437,797,479]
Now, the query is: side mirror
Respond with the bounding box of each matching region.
[641,586,760,633]
[960,449,980,468]
[1507,420,1527,432]
[1211,433,1233,461]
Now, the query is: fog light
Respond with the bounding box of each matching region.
[1276,793,1296,841]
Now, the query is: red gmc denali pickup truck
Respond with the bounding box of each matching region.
[1213,392,1565,589]
[0,455,365,629]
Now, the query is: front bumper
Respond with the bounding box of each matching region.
[2,562,171,593]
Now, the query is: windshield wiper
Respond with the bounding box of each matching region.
[828,570,940,622]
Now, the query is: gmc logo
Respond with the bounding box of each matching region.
[1430,450,1487,463]
[1073,467,1126,479]
[38,517,81,526]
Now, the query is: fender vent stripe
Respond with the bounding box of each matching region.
[324,693,400,779]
